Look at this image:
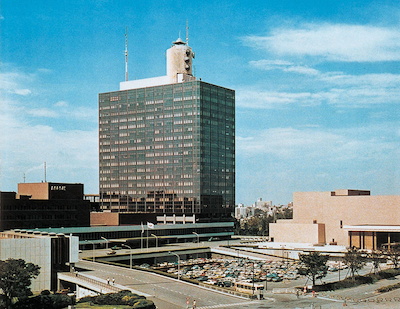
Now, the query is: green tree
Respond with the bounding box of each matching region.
[0,259,40,309]
[298,252,329,287]
[275,207,293,220]
[343,247,367,280]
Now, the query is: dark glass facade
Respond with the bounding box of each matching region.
[99,80,235,221]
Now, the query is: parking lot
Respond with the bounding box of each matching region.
[151,256,321,287]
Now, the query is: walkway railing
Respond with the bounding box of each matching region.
[58,272,122,294]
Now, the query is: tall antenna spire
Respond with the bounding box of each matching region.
[44,161,47,182]
[125,27,129,81]
[186,20,189,45]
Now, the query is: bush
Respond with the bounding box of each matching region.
[13,293,72,309]
[131,298,155,308]
[314,268,400,292]
[377,282,400,293]
[77,290,155,309]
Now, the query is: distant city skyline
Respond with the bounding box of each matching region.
[1,0,400,205]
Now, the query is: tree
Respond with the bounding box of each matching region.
[343,247,367,280]
[368,250,382,274]
[298,252,329,287]
[386,248,400,269]
[0,259,40,309]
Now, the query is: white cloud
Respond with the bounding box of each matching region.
[54,100,68,107]
[26,108,58,118]
[37,68,52,74]
[14,88,32,96]
[237,125,399,162]
[321,73,400,86]
[0,65,98,192]
[0,72,33,95]
[250,59,320,75]
[244,23,400,62]
[236,89,325,109]
[237,70,400,109]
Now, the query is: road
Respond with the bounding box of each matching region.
[77,242,400,308]
[76,260,400,308]
[76,260,264,309]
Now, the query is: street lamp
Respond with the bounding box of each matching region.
[235,248,240,261]
[251,260,255,296]
[168,251,180,280]
[85,240,95,262]
[122,244,132,269]
[101,236,109,250]
[150,234,158,248]
[192,232,199,243]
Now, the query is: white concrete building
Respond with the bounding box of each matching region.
[0,230,79,292]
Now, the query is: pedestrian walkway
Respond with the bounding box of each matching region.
[315,275,400,307]
[196,300,257,309]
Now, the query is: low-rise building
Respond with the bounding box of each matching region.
[0,230,78,292]
[0,182,91,230]
[269,189,400,250]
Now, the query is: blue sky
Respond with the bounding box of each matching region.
[1,0,400,205]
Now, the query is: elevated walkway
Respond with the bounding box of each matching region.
[58,271,150,299]
[212,246,282,261]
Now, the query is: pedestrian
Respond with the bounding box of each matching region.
[296,289,300,298]
[193,299,196,309]
[312,290,316,297]
[112,277,115,285]
[107,277,110,285]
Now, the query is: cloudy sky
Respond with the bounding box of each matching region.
[1,0,400,205]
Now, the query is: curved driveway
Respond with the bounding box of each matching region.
[76,260,264,309]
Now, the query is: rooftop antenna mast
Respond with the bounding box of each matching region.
[125,27,129,81]
[44,161,47,182]
[186,20,189,45]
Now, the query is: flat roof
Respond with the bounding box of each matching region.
[24,222,234,234]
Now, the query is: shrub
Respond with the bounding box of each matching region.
[13,293,72,309]
[377,282,400,293]
[314,268,400,292]
[77,291,155,309]
[132,298,155,308]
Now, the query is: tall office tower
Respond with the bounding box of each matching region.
[99,38,235,223]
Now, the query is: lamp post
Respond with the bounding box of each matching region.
[122,244,132,269]
[85,240,95,262]
[252,260,255,296]
[150,234,158,248]
[101,236,109,250]
[192,232,199,243]
[169,251,180,280]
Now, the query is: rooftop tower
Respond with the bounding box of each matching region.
[166,38,195,82]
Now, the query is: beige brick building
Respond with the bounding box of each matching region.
[269,189,400,250]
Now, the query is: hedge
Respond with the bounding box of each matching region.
[13,293,73,309]
[78,290,155,309]
[314,268,400,292]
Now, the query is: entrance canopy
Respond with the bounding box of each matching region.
[343,225,400,250]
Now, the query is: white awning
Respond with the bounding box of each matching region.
[343,225,400,232]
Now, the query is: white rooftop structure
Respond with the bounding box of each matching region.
[120,37,196,91]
